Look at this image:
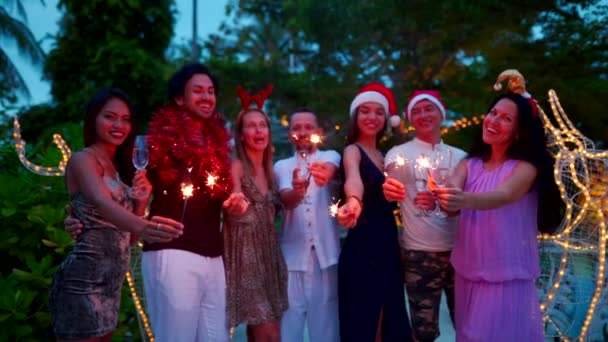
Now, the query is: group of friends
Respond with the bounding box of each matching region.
[47,63,558,342]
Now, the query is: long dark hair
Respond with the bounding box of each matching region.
[83,88,138,185]
[345,107,387,146]
[469,93,562,234]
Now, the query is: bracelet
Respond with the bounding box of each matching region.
[347,195,363,207]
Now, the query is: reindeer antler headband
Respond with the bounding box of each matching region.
[236,84,274,111]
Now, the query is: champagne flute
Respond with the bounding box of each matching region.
[430,147,452,218]
[296,146,312,204]
[413,155,431,217]
[130,135,149,197]
[385,156,409,184]
[132,135,149,170]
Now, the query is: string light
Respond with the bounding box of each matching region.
[126,269,154,341]
[12,117,71,176]
[535,90,608,341]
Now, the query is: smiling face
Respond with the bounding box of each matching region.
[410,99,442,139]
[482,98,519,147]
[355,101,386,138]
[175,73,216,120]
[240,110,270,153]
[95,97,132,147]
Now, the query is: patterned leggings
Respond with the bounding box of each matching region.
[401,249,455,342]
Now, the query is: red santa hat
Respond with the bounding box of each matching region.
[350,83,401,127]
[404,90,446,121]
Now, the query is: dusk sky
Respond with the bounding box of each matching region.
[4,0,228,107]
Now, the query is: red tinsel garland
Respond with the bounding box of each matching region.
[147,103,232,198]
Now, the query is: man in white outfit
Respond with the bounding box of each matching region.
[274,108,341,342]
[383,90,466,342]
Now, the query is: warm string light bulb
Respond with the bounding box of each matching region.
[12,117,72,176]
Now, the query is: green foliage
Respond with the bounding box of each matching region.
[42,0,176,127]
[0,123,143,340]
[0,0,46,101]
[208,0,608,149]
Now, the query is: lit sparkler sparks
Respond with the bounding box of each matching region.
[309,133,322,145]
[416,154,432,169]
[329,198,341,217]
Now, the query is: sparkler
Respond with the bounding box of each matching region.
[329,198,341,217]
[206,173,218,189]
[180,167,194,222]
[416,154,432,169]
[180,182,194,222]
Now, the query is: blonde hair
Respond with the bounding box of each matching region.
[234,109,276,190]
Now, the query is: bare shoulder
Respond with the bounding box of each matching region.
[343,144,361,159]
[514,160,538,175]
[67,150,101,174]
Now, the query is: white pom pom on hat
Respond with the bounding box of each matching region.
[350,82,401,127]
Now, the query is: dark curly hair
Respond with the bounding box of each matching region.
[167,63,219,102]
[469,93,562,234]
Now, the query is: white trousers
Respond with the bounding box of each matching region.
[281,249,339,342]
[142,249,230,342]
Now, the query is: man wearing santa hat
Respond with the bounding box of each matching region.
[382,90,466,342]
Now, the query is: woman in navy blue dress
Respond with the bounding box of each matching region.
[336,83,412,341]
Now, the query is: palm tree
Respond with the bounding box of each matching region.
[0,0,45,99]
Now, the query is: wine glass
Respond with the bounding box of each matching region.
[430,147,452,218]
[296,147,312,204]
[385,156,409,184]
[129,135,148,198]
[297,148,310,179]
[413,155,430,217]
[132,135,149,170]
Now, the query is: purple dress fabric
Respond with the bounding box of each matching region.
[49,171,132,339]
[451,158,543,341]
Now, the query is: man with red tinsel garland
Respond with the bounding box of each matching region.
[140,64,236,341]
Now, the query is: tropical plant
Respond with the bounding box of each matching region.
[0,0,45,103]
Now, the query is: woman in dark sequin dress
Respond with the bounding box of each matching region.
[48,88,183,341]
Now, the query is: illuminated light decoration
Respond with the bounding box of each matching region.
[534,90,608,341]
[280,114,289,127]
[12,117,71,176]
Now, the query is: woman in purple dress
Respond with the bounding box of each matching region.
[433,93,559,341]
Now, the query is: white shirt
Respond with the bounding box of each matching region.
[385,138,467,251]
[274,150,341,271]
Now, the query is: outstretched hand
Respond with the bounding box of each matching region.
[308,162,335,187]
[223,192,250,216]
[434,187,466,212]
[336,197,362,229]
[141,216,183,243]
[382,177,406,202]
